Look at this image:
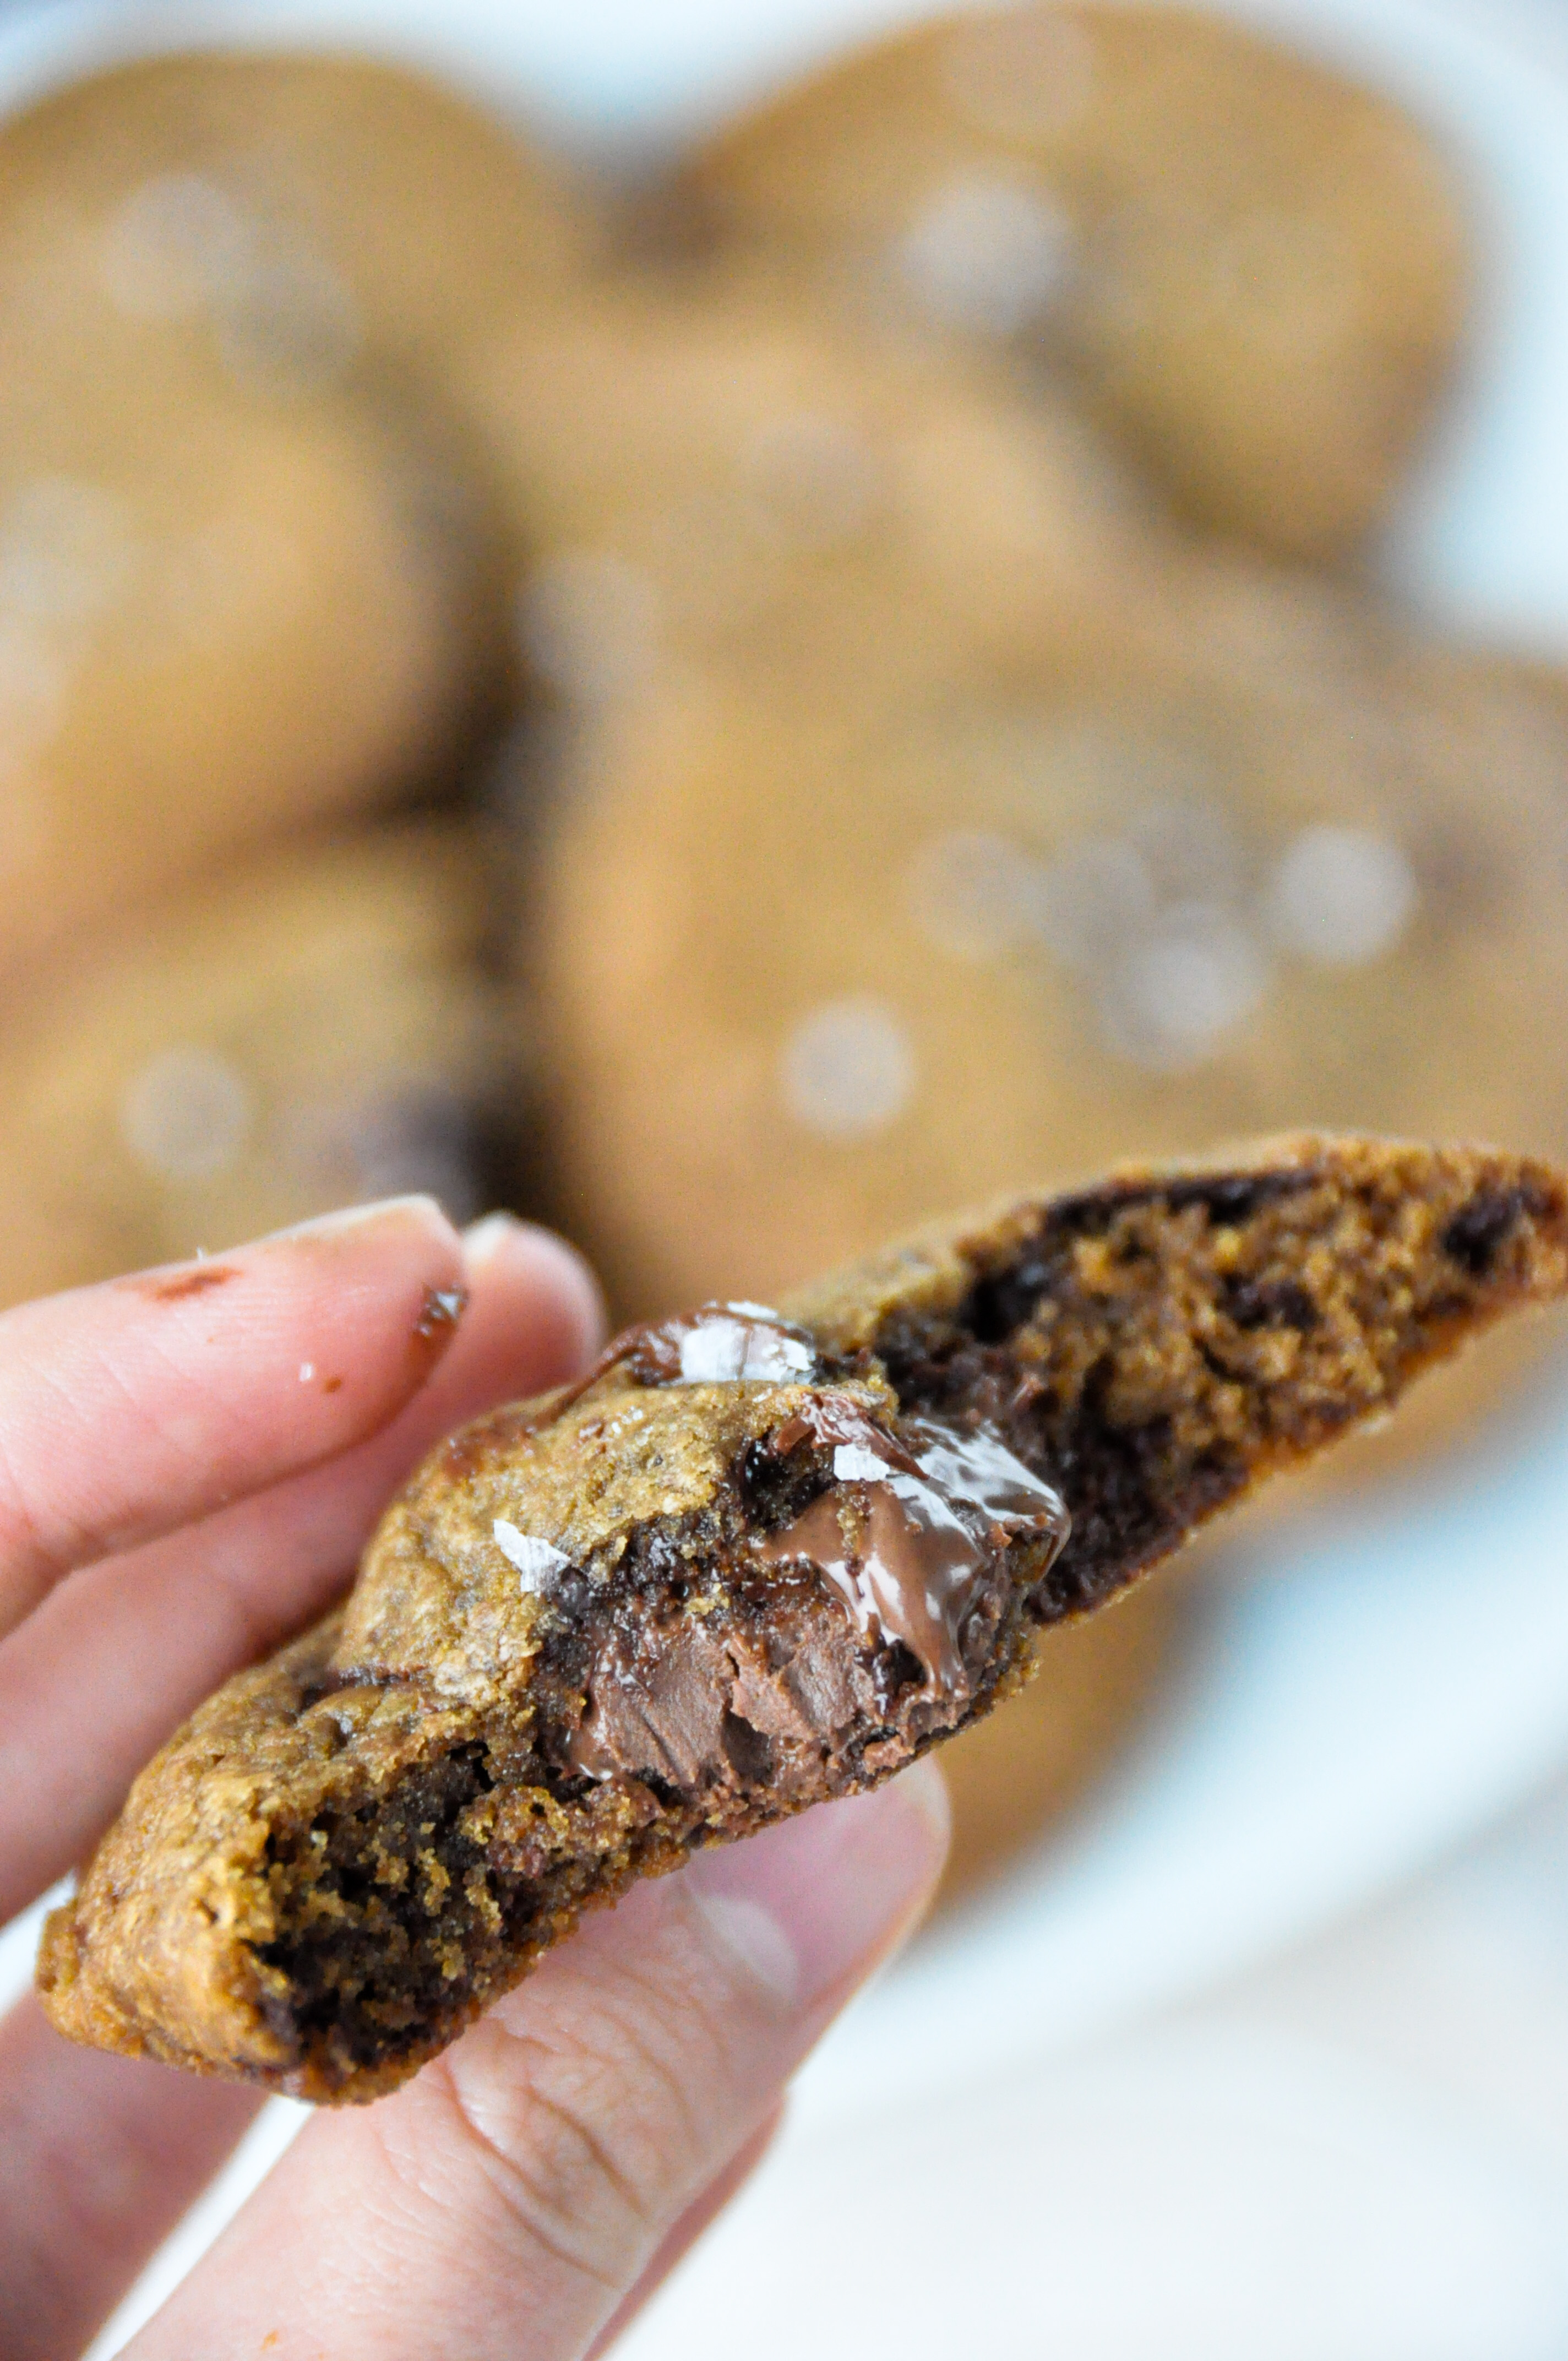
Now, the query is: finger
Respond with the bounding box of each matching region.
[582,2108,782,2361]
[0,1222,600,2347]
[0,1218,602,1924]
[0,1994,259,2361]
[0,1195,466,1639]
[125,1764,950,2361]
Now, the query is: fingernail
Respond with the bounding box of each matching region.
[462,1214,607,1363]
[461,1210,526,1269]
[682,1760,949,2016]
[262,1194,455,1248]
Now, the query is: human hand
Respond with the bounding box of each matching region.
[0,1197,949,2360]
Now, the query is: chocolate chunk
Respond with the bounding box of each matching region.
[1221,1276,1320,1332]
[37,1136,1568,2102]
[1441,1185,1544,1277]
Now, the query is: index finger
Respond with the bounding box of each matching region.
[0,1194,465,1640]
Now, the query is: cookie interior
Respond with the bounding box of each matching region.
[841,1152,1566,1609]
[66,1374,1061,2098]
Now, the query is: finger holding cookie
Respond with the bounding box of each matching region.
[0,1199,603,2361]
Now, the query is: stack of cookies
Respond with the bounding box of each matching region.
[4,8,1563,1897]
[0,50,581,1279]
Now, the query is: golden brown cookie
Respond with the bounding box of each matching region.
[37,1136,1568,2099]
[680,4,1470,558]
[0,50,547,970]
[465,270,1151,715]
[0,820,507,1308]
[5,48,583,394]
[0,412,497,973]
[526,559,1568,1341]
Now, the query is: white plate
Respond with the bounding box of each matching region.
[2,0,1567,2344]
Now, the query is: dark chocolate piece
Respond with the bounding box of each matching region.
[754,1412,1067,1697]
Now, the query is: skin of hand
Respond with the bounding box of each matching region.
[0,1196,950,2361]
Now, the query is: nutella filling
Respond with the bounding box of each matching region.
[558,1307,1068,1786]
[755,1411,1069,1696]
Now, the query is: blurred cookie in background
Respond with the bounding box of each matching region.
[0,403,495,976]
[0,820,510,1309]
[938,1577,1181,1908]
[6,47,586,401]
[467,270,1153,720]
[525,569,1568,1331]
[680,3,1470,560]
[0,47,549,972]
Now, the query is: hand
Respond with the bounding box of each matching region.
[0,1198,949,2361]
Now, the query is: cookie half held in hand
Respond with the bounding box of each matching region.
[37,1136,1568,2101]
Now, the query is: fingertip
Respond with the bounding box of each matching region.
[261,1192,463,1259]
[0,1196,475,1639]
[462,1213,606,1373]
[896,1753,954,1861]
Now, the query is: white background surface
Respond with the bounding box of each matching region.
[2,0,1568,2351]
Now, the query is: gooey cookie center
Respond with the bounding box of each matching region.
[555,1306,1071,1791]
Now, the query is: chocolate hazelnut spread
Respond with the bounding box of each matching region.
[565,1606,870,1794]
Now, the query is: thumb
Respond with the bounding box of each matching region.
[124,1761,950,2361]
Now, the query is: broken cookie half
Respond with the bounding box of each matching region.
[38,1136,1568,2101]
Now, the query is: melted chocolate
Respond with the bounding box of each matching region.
[556,1328,1066,1785]
[565,1405,1069,1787]
[563,1606,867,1794]
[755,1416,1069,1696]
[410,1286,467,1377]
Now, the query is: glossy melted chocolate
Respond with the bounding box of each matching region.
[560,1307,1070,1785]
[755,1405,1069,1696]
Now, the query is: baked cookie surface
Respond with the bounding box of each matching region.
[467,269,1149,716]
[528,570,1568,1324]
[681,3,1470,557]
[3,48,583,390]
[37,1136,1568,2099]
[0,820,507,1307]
[0,53,524,967]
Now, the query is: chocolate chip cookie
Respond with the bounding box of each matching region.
[466,269,1150,717]
[7,48,584,398]
[0,49,536,971]
[680,4,1470,558]
[37,1137,1568,2099]
[0,820,507,1308]
[526,574,1568,1343]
